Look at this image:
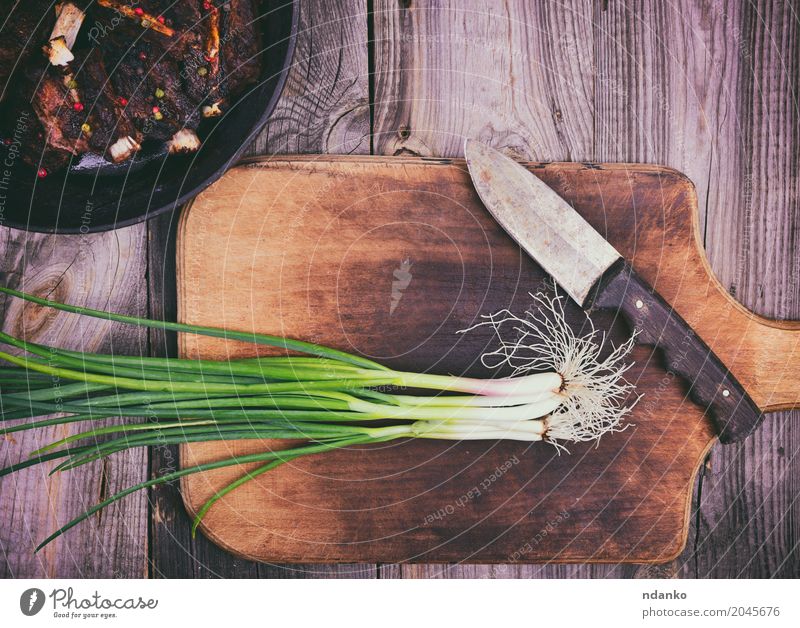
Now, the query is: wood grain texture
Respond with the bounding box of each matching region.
[0,227,149,577]
[146,211,374,580]
[372,0,799,577]
[2,0,797,577]
[173,156,794,563]
[686,0,800,579]
[246,0,371,156]
[591,0,800,579]
[374,0,595,160]
[372,0,599,576]
[146,0,375,578]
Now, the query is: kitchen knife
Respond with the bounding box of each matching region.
[464,139,763,443]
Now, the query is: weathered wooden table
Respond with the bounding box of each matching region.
[1,0,798,578]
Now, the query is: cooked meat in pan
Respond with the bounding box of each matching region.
[0,0,264,175]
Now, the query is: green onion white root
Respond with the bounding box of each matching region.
[0,285,637,549]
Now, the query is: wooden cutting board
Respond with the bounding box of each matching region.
[176,155,800,564]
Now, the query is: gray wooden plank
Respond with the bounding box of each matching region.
[373,0,798,578]
[593,0,799,579]
[373,0,610,578]
[373,0,594,161]
[688,0,800,578]
[394,564,640,579]
[146,0,375,577]
[246,0,371,156]
[0,226,149,577]
[590,0,724,579]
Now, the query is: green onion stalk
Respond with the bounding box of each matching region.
[0,285,637,550]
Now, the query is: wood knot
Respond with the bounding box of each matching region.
[9,277,72,339]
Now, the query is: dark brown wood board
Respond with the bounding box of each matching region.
[175,156,799,564]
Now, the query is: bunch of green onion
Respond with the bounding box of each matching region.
[0,285,636,550]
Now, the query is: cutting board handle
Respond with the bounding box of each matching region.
[593,261,764,442]
[707,292,800,414]
[649,198,800,415]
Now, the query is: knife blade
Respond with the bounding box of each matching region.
[464,139,763,443]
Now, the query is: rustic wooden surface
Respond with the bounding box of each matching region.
[1,0,798,577]
[371,0,800,579]
[0,228,150,577]
[175,156,795,563]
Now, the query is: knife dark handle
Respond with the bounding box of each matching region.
[589,261,763,443]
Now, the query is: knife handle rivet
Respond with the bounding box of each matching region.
[722,389,731,398]
[635,299,644,309]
